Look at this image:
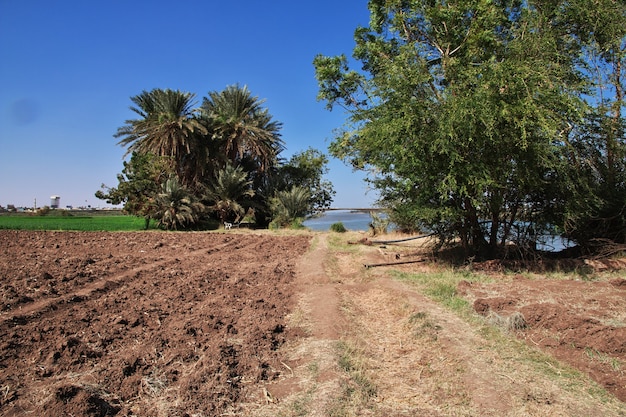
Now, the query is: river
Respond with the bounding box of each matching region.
[303,210,381,232]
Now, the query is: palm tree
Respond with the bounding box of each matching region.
[200,85,284,172]
[204,164,255,226]
[271,186,311,227]
[154,177,205,230]
[115,89,208,187]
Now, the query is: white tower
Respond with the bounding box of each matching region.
[50,195,60,209]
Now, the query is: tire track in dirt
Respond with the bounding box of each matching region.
[0,238,239,327]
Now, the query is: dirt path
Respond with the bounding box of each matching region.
[255,232,626,416]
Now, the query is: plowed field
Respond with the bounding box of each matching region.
[0,231,309,416]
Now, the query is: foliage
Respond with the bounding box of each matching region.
[204,164,254,225]
[102,85,331,229]
[330,222,347,233]
[153,177,205,230]
[557,0,626,249]
[200,84,284,173]
[95,152,172,229]
[314,0,622,258]
[270,186,311,228]
[114,89,208,187]
[276,148,335,214]
[368,211,388,236]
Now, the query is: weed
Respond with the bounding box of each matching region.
[408,311,442,340]
[584,348,623,372]
[307,361,319,375]
[330,222,347,233]
[408,311,428,323]
[140,367,168,397]
[486,311,527,332]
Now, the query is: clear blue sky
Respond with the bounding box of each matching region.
[0,0,378,209]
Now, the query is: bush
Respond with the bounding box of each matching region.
[330,222,347,233]
[36,206,51,216]
[369,211,389,236]
[271,186,311,228]
[290,218,306,229]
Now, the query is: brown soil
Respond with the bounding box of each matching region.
[1,230,625,416]
[0,230,309,416]
[461,270,626,402]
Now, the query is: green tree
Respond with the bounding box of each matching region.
[559,0,626,248]
[95,152,172,229]
[276,148,335,214]
[114,89,208,187]
[106,86,336,230]
[201,84,284,173]
[315,0,584,258]
[154,177,205,230]
[204,164,255,226]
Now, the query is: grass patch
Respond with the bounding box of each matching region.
[392,269,486,315]
[328,340,377,416]
[585,348,623,372]
[326,232,361,253]
[0,213,150,231]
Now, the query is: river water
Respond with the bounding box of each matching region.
[303,210,571,252]
[303,210,379,232]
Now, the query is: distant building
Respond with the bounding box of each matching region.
[50,195,60,209]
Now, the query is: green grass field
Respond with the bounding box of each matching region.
[0,213,148,231]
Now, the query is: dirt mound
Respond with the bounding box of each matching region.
[0,231,310,416]
[462,275,626,401]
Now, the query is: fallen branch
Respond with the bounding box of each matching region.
[349,233,436,246]
[369,232,436,244]
[364,258,427,268]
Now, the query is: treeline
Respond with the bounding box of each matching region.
[314,0,625,258]
[96,85,334,230]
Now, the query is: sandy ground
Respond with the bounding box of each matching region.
[0,230,625,416]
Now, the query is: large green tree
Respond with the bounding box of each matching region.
[315,0,584,258]
[200,84,284,173]
[114,89,208,187]
[559,0,626,249]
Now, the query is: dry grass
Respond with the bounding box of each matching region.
[244,232,626,417]
[486,311,528,332]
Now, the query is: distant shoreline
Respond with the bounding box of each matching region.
[327,208,384,212]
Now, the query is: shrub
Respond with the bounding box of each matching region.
[271,186,311,228]
[290,218,306,229]
[369,211,389,236]
[330,222,347,233]
[36,206,51,216]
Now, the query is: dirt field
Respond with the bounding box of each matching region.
[1,230,625,416]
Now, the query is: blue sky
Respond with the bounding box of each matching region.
[0,0,378,209]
